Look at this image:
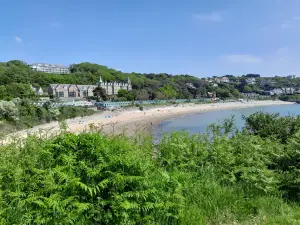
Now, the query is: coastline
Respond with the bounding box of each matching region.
[99,100,294,136]
[2,100,294,144]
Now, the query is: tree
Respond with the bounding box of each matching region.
[243,85,252,93]
[159,85,178,99]
[215,88,231,99]
[0,100,19,122]
[93,86,107,101]
[231,89,241,98]
[243,112,300,143]
[0,83,37,100]
[117,89,134,101]
[246,74,260,78]
[135,90,149,100]
[154,91,167,100]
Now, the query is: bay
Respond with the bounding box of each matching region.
[154,104,300,135]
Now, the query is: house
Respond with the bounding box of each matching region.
[31,63,70,74]
[207,92,216,98]
[260,79,276,87]
[48,77,132,99]
[186,83,196,89]
[214,78,221,83]
[265,88,283,96]
[245,78,256,85]
[221,77,230,83]
[205,78,214,83]
[287,75,296,80]
[30,85,44,96]
[282,87,295,94]
[36,87,44,95]
[213,83,218,87]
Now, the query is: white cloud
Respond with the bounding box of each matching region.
[223,54,263,63]
[193,12,222,22]
[15,36,23,43]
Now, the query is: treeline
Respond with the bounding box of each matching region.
[0,98,94,135]
[0,60,243,100]
[279,94,300,102]
[0,83,37,101]
[1,112,300,224]
[2,60,299,101]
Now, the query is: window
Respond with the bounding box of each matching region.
[57,92,64,97]
[69,92,77,97]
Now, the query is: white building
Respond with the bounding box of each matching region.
[31,63,70,74]
[287,75,296,80]
[246,78,256,85]
[221,77,230,83]
[186,83,196,89]
[282,87,295,94]
[214,78,221,83]
[30,85,44,95]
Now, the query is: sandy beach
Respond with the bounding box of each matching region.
[2,100,294,144]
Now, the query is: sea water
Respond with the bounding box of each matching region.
[154,104,300,136]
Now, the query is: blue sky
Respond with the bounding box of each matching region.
[1,0,300,77]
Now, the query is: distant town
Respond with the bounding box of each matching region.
[26,62,300,102]
[1,60,300,107]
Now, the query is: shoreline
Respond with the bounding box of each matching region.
[2,100,294,143]
[102,100,294,136]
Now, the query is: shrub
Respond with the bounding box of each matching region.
[0,133,183,224]
[1,113,300,224]
[243,112,300,143]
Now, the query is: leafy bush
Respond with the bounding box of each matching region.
[58,106,94,120]
[1,113,300,224]
[279,94,300,102]
[0,100,19,122]
[243,112,300,143]
[0,100,95,135]
[0,133,183,224]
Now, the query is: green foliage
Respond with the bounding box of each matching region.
[1,113,300,224]
[159,85,178,99]
[0,100,19,122]
[93,86,108,101]
[58,106,94,120]
[134,89,150,100]
[243,112,300,143]
[0,60,216,101]
[271,133,300,202]
[279,94,300,101]
[0,99,94,135]
[0,133,182,224]
[3,59,300,102]
[216,88,231,99]
[243,85,252,93]
[117,89,134,101]
[0,83,37,100]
